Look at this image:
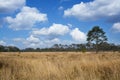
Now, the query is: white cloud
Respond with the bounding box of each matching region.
[13,32,61,48]
[14,37,61,48]
[0,40,6,45]
[0,0,25,13]
[112,22,120,32]
[15,37,74,48]
[31,24,87,47]
[32,23,70,36]
[13,23,70,48]
[64,0,120,20]
[70,28,86,42]
[13,23,87,48]
[25,35,42,48]
[26,35,40,43]
[44,38,60,44]
[24,23,71,48]
[13,36,41,48]
[6,6,47,30]
[13,27,87,48]
[13,38,24,42]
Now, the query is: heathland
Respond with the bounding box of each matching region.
[0,52,120,80]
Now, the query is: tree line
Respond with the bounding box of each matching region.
[0,26,120,52]
[0,42,120,52]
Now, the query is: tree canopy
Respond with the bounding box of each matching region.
[87,26,107,53]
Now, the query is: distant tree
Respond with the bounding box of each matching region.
[7,46,20,52]
[87,26,107,53]
[52,44,59,49]
[0,45,5,52]
[36,48,41,52]
[24,48,35,52]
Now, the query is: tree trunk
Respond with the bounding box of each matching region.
[96,40,98,53]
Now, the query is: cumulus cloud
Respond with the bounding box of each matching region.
[13,36,41,48]
[14,37,75,48]
[6,6,47,30]
[25,38,60,48]
[70,28,86,42]
[31,24,87,47]
[24,35,42,48]
[0,40,6,45]
[32,23,70,36]
[14,37,61,48]
[13,23,88,48]
[13,38,24,42]
[112,22,120,32]
[12,23,71,48]
[26,35,40,43]
[0,0,25,13]
[64,0,120,21]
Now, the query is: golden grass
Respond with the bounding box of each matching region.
[0,52,120,80]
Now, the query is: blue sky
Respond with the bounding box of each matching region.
[0,0,120,48]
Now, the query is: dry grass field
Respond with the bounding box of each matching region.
[0,52,120,80]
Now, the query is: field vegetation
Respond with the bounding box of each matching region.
[0,52,120,80]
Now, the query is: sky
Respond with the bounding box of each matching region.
[0,0,120,49]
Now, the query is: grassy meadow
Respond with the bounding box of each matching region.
[0,52,120,80]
